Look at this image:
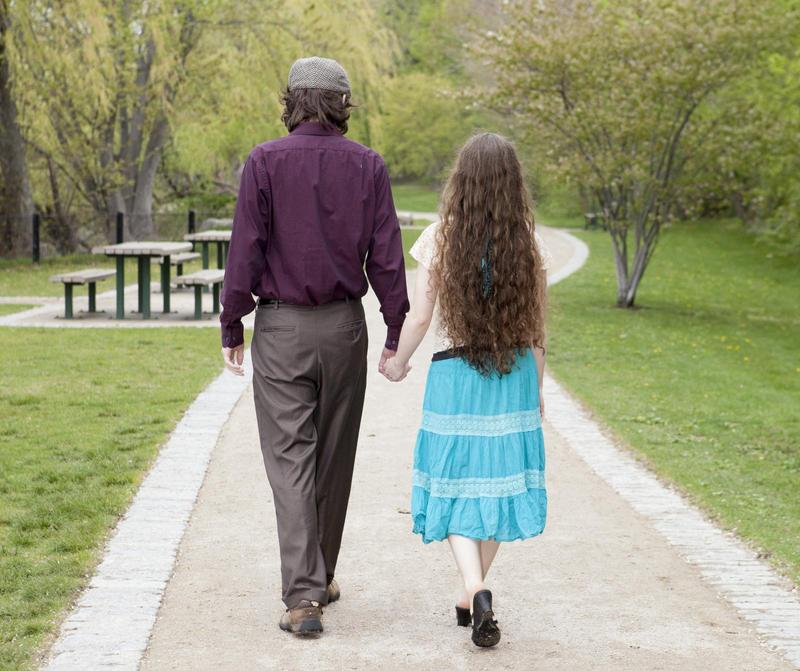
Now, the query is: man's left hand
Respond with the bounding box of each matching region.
[222,344,245,376]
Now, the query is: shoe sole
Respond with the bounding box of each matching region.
[279,618,323,636]
[472,610,501,648]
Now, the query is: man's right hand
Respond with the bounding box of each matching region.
[378,347,396,376]
[222,344,245,376]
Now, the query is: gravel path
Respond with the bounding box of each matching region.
[137,227,797,671]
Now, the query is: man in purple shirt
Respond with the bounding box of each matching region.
[219,56,409,635]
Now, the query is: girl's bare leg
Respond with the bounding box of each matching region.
[480,540,501,579]
[449,535,485,606]
[454,539,501,607]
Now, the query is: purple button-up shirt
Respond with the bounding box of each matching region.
[220,122,409,350]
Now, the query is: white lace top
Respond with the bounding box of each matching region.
[409,222,552,353]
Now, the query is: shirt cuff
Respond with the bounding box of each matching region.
[384,325,401,351]
[221,321,244,348]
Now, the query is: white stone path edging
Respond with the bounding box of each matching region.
[43,352,253,671]
[543,374,800,666]
[544,228,800,667]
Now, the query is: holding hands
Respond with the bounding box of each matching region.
[383,355,411,382]
[379,347,411,382]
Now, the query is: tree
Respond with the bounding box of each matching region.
[375,71,479,182]
[10,0,221,240]
[483,0,783,307]
[0,0,31,257]
[166,0,397,197]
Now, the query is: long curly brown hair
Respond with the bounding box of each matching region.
[434,132,547,376]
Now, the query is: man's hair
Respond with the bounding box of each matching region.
[280,88,353,134]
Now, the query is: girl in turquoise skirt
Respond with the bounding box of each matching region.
[383,132,550,648]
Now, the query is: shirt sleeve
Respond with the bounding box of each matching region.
[219,152,270,348]
[409,221,439,270]
[365,158,410,350]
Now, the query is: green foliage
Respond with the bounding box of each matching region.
[169,0,398,186]
[757,50,800,249]
[548,221,800,582]
[6,0,397,245]
[375,71,479,181]
[378,0,461,73]
[484,0,784,306]
[0,328,222,670]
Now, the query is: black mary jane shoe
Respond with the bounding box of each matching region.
[471,590,501,648]
[455,605,471,627]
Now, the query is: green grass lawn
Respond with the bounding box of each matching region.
[0,305,35,317]
[402,228,424,269]
[0,328,222,670]
[0,255,205,298]
[548,219,800,582]
[392,183,440,213]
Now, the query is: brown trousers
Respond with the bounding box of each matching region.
[251,299,368,608]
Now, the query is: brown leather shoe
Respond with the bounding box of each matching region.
[326,579,340,604]
[278,600,323,635]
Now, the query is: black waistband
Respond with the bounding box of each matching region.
[431,345,541,362]
[431,347,464,362]
[257,297,355,309]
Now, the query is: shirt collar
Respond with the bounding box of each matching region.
[290,122,342,137]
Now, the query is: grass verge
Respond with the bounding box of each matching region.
[0,328,222,670]
[392,183,440,213]
[0,305,35,317]
[548,219,800,582]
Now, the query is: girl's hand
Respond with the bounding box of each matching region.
[384,356,411,382]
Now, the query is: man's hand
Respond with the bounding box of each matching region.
[384,356,411,382]
[222,344,245,376]
[378,347,396,376]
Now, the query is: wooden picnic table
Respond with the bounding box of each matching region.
[95,241,193,319]
[184,230,232,270]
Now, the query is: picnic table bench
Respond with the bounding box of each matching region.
[152,251,201,276]
[94,241,193,319]
[184,230,231,269]
[49,268,115,319]
[176,269,225,319]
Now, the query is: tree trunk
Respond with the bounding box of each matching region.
[128,116,168,240]
[611,227,656,308]
[0,3,33,258]
[45,155,77,253]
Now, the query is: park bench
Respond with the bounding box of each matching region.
[152,251,201,276]
[151,251,202,295]
[398,213,414,227]
[49,268,115,319]
[584,212,607,230]
[175,269,225,319]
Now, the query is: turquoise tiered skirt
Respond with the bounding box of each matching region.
[411,348,547,544]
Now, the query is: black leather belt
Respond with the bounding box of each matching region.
[257,297,354,308]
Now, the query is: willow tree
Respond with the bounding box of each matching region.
[484,0,781,307]
[167,0,398,197]
[10,0,221,239]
